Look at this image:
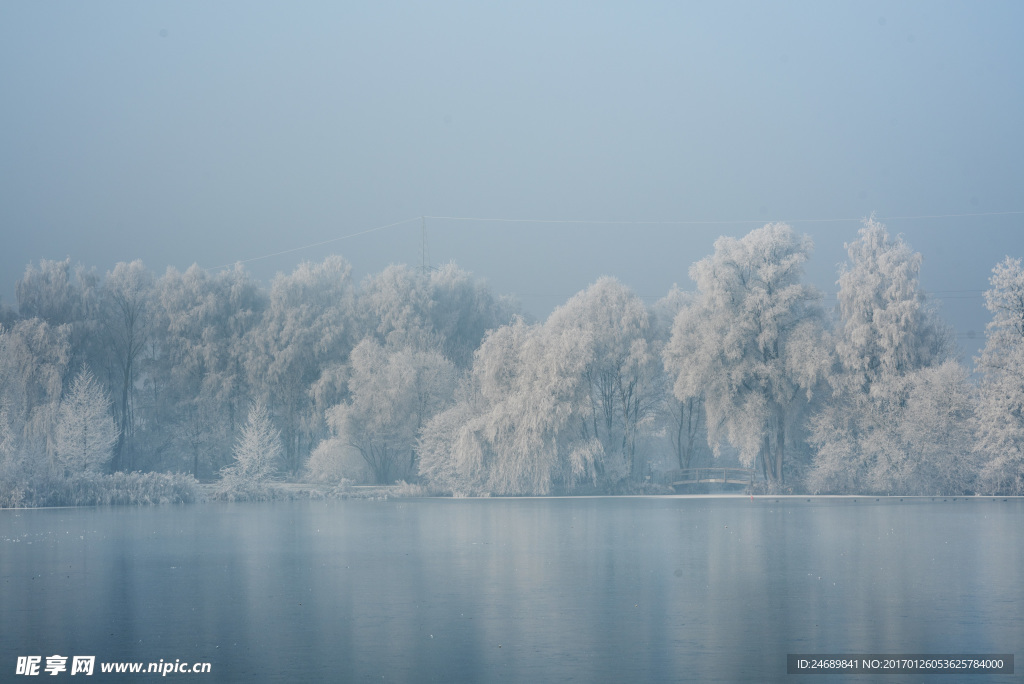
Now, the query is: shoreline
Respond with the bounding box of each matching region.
[4,492,1022,511]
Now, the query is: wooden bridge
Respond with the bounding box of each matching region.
[669,467,756,490]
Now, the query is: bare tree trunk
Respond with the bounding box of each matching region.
[775,416,785,484]
[762,434,772,482]
[117,354,133,471]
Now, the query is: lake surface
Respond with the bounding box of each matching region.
[2,496,1021,683]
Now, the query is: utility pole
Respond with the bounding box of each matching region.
[421,216,430,275]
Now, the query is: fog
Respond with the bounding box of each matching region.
[4,8,1024,681]
[2,2,1023,362]
[3,3,1024,500]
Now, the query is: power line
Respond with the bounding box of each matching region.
[424,210,1024,226]
[205,217,421,271]
[202,209,1022,273]
[517,290,989,301]
[870,211,1024,222]
[421,216,430,275]
[425,215,768,226]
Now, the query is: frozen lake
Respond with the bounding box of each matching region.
[2,497,1021,683]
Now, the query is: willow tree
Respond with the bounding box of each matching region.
[417,316,598,495]
[418,278,659,495]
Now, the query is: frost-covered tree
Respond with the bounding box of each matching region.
[424,263,520,368]
[807,220,954,493]
[833,218,950,393]
[0,319,71,475]
[418,316,599,495]
[545,277,659,482]
[307,436,371,483]
[975,257,1024,494]
[419,278,658,496]
[898,362,978,494]
[651,287,710,472]
[154,264,265,476]
[417,399,478,495]
[322,338,456,484]
[809,361,976,495]
[54,370,118,476]
[17,259,97,328]
[359,262,519,368]
[245,256,357,474]
[17,259,79,323]
[360,264,435,351]
[663,224,829,485]
[101,260,153,471]
[17,259,101,387]
[220,400,280,492]
[0,320,69,503]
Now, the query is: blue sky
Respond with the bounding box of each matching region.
[2,1,1022,359]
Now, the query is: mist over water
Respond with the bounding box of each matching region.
[3,498,1020,683]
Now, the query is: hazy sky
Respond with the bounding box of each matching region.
[2,1,1022,360]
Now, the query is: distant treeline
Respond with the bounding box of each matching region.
[2,219,1023,504]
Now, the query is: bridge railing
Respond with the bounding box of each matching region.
[668,467,756,487]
